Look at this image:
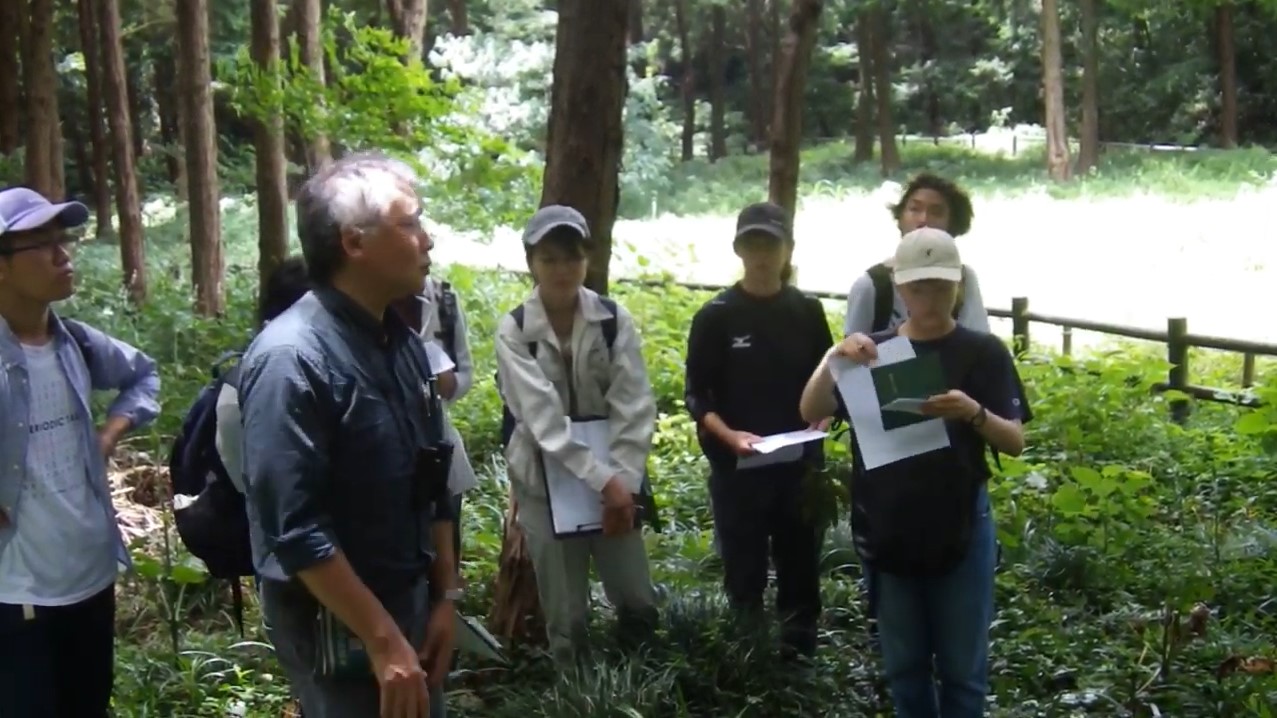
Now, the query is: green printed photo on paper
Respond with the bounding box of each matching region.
[871,351,947,430]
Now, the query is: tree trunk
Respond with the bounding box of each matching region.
[1215,2,1237,148]
[78,0,113,238]
[1076,0,1100,173]
[297,0,332,171]
[868,4,899,176]
[745,0,767,149]
[446,0,470,36]
[487,499,545,645]
[154,52,187,194]
[853,9,875,163]
[98,0,146,302]
[540,0,629,296]
[708,5,727,162]
[674,0,696,162]
[912,0,941,138]
[126,64,144,160]
[631,0,645,44]
[176,0,224,315]
[0,0,19,155]
[1040,0,1071,181]
[385,0,429,61]
[22,0,57,196]
[47,80,65,200]
[768,0,824,218]
[252,0,291,293]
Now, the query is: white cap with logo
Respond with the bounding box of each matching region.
[890,227,962,285]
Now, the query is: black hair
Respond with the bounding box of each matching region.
[891,172,974,237]
[258,256,311,327]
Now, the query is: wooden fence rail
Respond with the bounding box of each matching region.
[637,279,1275,421]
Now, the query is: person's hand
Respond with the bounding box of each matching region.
[831,333,877,365]
[369,632,431,718]
[809,417,833,432]
[96,430,118,460]
[725,431,762,456]
[920,390,981,422]
[601,478,636,536]
[418,600,457,690]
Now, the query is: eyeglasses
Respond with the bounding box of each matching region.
[0,232,82,256]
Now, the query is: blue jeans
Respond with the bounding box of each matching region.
[867,489,996,718]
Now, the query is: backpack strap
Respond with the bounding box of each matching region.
[435,281,459,362]
[953,264,968,320]
[865,263,894,333]
[598,297,619,357]
[61,319,95,369]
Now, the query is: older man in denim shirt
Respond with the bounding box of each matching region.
[0,186,161,718]
[240,153,458,718]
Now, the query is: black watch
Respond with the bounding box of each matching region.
[969,405,988,428]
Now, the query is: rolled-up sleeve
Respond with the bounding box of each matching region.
[82,325,161,429]
[496,315,613,492]
[238,345,337,577]
[605,307,656,490]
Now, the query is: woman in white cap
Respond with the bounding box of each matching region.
[494,204,659,667]
[799,227,1029,718]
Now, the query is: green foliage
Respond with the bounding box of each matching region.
[65,196,1275,716]
[217,8,538,234]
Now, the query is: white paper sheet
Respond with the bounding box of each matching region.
[541,419,612,536]
[830,337,950,470]
[422,340,456,375]
[738,443,804,470]
[454,613,508,665]
[750,428,828,454]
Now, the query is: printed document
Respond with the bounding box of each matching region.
[542,419,612,536]
[830,337,950,469]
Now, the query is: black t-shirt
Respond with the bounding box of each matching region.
[834,325,1031,477]
[684,284,834,465]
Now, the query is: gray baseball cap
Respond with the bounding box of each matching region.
[522,204,590,247]
[0,187,89,237]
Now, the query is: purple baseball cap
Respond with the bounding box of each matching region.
[0,187,90,237]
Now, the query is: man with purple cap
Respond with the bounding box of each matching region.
[0,186,161,717]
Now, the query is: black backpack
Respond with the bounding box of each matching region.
[494,299,662,532]
[866,262,967,333]
[846,334,989,578]
[167,351,254,635]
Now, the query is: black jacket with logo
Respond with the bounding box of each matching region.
[683,284,834,469]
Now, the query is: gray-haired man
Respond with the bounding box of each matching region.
[239,154,458,718]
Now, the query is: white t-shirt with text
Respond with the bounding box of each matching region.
[0,343,117,605]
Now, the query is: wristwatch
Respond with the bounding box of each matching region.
[438,588,464,603]
[969,405,989,428]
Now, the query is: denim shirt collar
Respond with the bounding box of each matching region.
[313,286,416,348]
[0,310,73,368]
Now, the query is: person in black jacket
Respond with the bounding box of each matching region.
[683,201,834,658]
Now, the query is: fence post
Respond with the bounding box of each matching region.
[1242,353,1256,388]
[1061,326,1073,356]
[1167,317,1190,424]
[1011,297,1030,357]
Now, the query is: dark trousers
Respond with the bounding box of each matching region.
[709,461,824,656]
[0,584,116,718]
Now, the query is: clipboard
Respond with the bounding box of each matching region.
[539,415,650,539]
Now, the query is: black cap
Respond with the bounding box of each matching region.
[734,201,791,242]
